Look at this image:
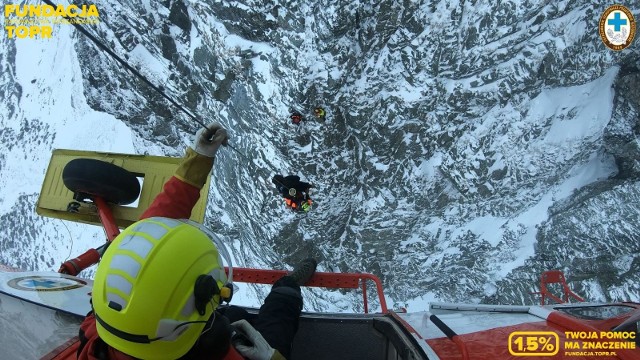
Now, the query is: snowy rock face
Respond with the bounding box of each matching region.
[1,0,639,311]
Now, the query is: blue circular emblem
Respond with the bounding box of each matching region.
[8,275,87,292]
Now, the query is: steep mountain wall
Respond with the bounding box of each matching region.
[1,0,638,311]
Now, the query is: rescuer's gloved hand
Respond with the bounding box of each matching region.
[231,320,277,360]
[193,123,228,158]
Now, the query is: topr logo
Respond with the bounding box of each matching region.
[4,4,100,39]
[599,5,636,51]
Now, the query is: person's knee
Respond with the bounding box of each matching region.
[272,286,301,299]
[273,275,300,291]
[265,288,304,312]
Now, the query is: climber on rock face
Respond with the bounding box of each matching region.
[290,110,303,125]
[313,107,325,119]
[272,175,313,212]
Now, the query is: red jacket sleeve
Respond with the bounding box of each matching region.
[140,177,202,220]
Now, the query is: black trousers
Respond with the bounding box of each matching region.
[221,276,302,359]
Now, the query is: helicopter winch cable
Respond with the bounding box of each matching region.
[42,0,301,195]
[226,144,252,163]
[40,0,210,130]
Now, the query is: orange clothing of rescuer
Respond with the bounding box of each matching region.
[272,175,313,212]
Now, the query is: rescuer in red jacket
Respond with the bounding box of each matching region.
[77,123,317,360]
